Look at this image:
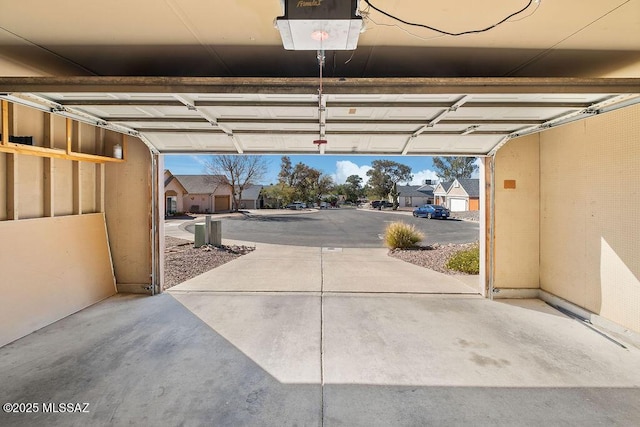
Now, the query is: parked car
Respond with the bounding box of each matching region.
[413,204,450,219]
[286,202,306,210]
[371,200,393,209]
[319,202,328,209]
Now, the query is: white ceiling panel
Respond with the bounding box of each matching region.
[116,121,213,130]
[3,78,637,156]
[231,122,318,131]
[410,135,503,154]
[144,133,234,152]
[327,108,376,119]
[448,106,578,121]
[326,122,419,132]
[381,108,445,120]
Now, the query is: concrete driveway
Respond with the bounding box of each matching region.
[2,238,640,426]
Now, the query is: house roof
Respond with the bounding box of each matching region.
[164,170,188,193]
[417,184,434,196]
[238,184,263,201]
[172,175,226,194]
[455,179,480,197]
[434,181,454,194]
[397,185,433,197]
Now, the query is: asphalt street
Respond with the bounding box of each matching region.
[184,208,479,247]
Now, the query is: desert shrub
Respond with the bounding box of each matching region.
[384,222,424,249]
[446,244,480,274]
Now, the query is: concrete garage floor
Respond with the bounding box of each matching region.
[2,243,640,426]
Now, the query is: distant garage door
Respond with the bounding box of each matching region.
[450,198,467,212]
[215,195,230,212]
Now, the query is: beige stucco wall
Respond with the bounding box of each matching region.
[401,196,431,207]
[184,193,212,213]
[494,134,540,289]
[447,184,468,197]
[105,136,152,289]
[433,185,447,198]
[0,213,116,347]
[540,104,640,332]
[164,178,185,213]
[181,185,233,213]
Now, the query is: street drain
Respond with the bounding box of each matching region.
[322,247,343,252]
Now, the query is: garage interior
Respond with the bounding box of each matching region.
[0,0,639,423]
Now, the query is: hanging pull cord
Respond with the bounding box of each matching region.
[317,49,325,140]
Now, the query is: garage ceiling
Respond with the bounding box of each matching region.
[0,1,638,155]
[1,0,638,78]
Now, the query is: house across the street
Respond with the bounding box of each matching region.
[432,179,480,211]
[237,184,264,210]
[433,181,453,207]
[446,179,480,212]
[164,170,232,215]
[396,184,434,207]
[164,170,266,214]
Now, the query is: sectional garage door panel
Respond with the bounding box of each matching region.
[450,198,468,212]
[0,79,635,156]
[215,195,230,212]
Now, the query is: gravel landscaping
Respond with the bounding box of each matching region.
[164,236,255,290]
[388,242,479,275]
[450,210,480,222]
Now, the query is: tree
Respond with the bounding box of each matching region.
[275,156,338,206]
[278,156,294,186]
[343,174,364,203]
[389,181,400,210]
[366,160,413,202]
[261,184,295,208]
[289,162,334,205]
[432,157,477,181]
[204,155,269,211]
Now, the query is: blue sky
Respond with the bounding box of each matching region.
[164,154,478,186]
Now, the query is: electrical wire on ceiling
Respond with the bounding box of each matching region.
[507,0,542,22]
[361,0,539,37]
[359,9,446,42]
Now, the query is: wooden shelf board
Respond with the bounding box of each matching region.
[0,143,124,163]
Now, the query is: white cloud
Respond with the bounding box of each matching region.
[190,155,208,166]
[332,160,372,184]
[409,169,440,185]
[332,161,442,186]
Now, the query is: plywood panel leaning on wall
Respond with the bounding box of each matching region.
[105,135,152,293]
[0,213,117,347]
